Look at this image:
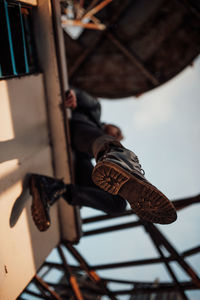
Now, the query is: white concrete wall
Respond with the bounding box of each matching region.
[0,75,60,300]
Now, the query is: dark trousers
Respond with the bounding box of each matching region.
[69,120,127,214]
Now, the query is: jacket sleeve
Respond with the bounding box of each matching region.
[73,88,101,126]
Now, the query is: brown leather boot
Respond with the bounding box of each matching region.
[29,174,67,231]
[92,137,177,224]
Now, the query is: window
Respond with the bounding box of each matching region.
[0,0,38,79]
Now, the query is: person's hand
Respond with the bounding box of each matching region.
[64,89,77,109]
[103,124,124,141]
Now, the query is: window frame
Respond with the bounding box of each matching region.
[0,0,38,80]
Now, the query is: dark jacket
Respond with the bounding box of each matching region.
[72,89,102,128]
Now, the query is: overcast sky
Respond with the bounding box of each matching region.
[76,55,200,300]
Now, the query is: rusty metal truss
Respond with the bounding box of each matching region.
[18,194,200,300]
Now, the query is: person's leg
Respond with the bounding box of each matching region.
[65,185,127,215]
[91,136,177,224]
[70,121,104,157]
[29,173,127,231]
[74,153,95,187]
[71,121,177,224]
[72,153,127,214]
[29,122,124,231]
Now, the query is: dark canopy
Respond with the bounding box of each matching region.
[64,0,200,98]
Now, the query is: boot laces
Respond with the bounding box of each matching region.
[40,177,66,202]
[53,188,67,199]
[103,147,145,176]
[131,155,145,175]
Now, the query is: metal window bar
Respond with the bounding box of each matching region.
[3,0,17,75]
[18,3,29,73]
[22,11,37,73]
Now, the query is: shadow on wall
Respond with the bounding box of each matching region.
[0,75,60,300]
[0,76,50,191]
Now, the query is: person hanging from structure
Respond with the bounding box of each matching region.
[29,89,177,231]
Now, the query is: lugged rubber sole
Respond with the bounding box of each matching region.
[29,175,50,232]
[92,161,177,224]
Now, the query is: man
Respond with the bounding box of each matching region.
[30,89,177,231]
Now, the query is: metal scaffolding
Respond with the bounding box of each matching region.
[18,195,200,300]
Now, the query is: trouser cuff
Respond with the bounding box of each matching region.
[92,135,124,161]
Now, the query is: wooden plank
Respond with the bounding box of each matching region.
[107,32,159,85]
[82,0,113,20]
[62,19,106,30]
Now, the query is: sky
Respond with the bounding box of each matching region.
[76,55,200,299]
